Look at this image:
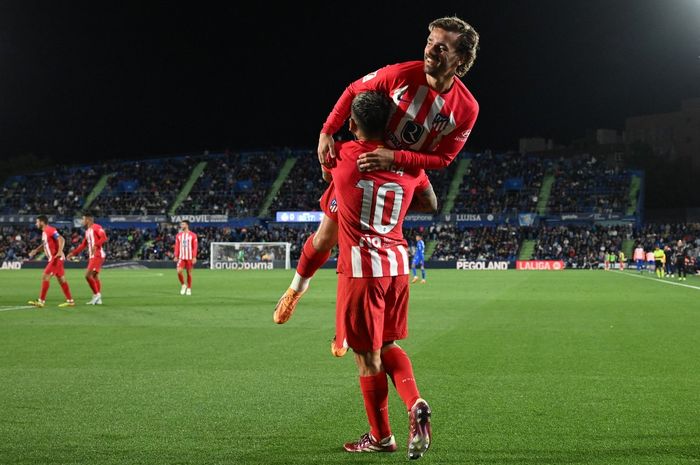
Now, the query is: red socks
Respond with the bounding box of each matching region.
[382,346,420,410]
[59,281,73,300]
[40,281,50,300]
[186,273,192,288]
[296,234,331,278]
[86,276,98,294]
[178,272,185,285]
[94,277,101,293]
[359,372,391,441]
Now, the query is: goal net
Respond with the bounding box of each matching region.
[209,242,292,270]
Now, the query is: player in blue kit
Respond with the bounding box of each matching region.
[411,234,426,284]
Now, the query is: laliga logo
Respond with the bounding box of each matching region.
[553,262,562,270]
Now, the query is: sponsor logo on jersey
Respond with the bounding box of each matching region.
[456,128,472,142]
[401,121,424,145]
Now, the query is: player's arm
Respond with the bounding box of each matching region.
[359,108,478,171]
[66,237,87,259]
[27,243,43,258]
[318,65,395,165]
[56,234,66,259]
[174,235,180,262]
[409,175,438,213]
[192,235,198,264]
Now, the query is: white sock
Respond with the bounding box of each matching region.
[290,272,310,293]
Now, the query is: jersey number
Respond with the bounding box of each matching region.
[356,180,404,234]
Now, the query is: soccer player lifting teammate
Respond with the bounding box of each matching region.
[322,91,436,458]
[174,220,198,295]
[66,213,108,305]
[274,16,480,323]
[27,215,75,308]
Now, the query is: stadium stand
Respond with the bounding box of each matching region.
[453,152,547,214]
[269,151,328,212]
[177,151,284,216]
[547,154,632,214]
[405,224,525,262]
[0,165,104,215]
[90,158,196,215]
[5,149,698,272]
[532,224,631,268]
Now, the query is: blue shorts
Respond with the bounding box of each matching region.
[412,257,424,266]
[636,259,644,267]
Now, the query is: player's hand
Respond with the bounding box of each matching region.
[318,133,336,167]
[28,250,36,258]
[358,148,395,172]
[192,258,197,265]
[173,257,179,262]
[58,251,66,260]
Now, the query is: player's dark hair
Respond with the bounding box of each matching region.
[351,91,392,140]
[181,220,190,226]
[36,215,48,224]
[429,16,479,77]
[83,212,94,220]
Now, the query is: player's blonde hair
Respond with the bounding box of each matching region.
[429,16,479,77]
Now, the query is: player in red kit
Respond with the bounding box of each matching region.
[174,220,198,295]
[27,215,75,308]
[274,16,479,324]
[320,92,436,458]
[66,213,108,305]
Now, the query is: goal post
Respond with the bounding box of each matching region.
[209,242,292,270]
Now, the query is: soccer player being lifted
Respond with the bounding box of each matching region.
[27,215,75,308]
[174,220,198,295]
[411,234,426,283]
[274,16,479,324]
[66,213,108,305]
[322,91,437,458]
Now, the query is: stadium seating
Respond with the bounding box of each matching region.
[453,152,547,214]
[547,154,631,214]
[90,158,196,216]
[178,151,284,216]
[532,224,631,268]
[269,152,328,212]
[0,165,104,215]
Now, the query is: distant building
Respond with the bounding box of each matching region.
[625,98,700,168]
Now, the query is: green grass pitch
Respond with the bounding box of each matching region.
[0,268,698,465]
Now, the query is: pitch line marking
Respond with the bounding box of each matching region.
[0,305,36,312]
[614,270,700,291]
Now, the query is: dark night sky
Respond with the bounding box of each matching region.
[1,1,699,163]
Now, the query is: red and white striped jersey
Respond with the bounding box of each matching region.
[175,231,198,260]
[41,225,61,261]
[329,140,430,278]
[322,61,479,170]
[72,223,107,259]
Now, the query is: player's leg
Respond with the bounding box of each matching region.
[420,262,426,283]
[340,276,396,453]
[411,259,419,283]
[273,215,337,324]
[55,263,75,307]
[84,269,97,303]
[177,261,187,295]
[381,274,431,459]
[29,271,52,307]
[343,349,395,452]
[185,261,193,295]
